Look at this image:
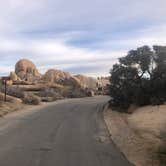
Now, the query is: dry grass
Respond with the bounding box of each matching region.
[0,92,22,103]
[104,105,166,166]
[0,92,23,117]
[0,101,24,117]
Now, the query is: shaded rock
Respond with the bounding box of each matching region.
[5,87,25,98]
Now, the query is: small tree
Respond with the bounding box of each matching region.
[109,45,166,111]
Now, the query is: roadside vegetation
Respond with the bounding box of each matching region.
[109,45,166,111]
[108,45,166,165]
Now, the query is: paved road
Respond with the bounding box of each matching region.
[0,96,131,166]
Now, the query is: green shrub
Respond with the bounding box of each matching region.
[109,45,166,111]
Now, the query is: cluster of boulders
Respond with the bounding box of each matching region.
[10,59,99,89]
[0,59,109,105]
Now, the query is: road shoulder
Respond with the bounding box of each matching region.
[103,107,161,166]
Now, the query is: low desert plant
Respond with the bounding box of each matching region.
[23,93,40,105]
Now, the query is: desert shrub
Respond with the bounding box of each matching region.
[109,45,166,111]
[23,93,40,105]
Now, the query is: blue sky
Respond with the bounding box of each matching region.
[0,0,166,77]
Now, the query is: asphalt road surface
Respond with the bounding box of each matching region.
[0,96,131,166]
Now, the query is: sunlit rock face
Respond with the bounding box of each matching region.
[42,69,81,88]
[15,59,41,82]
[74,74,97,90]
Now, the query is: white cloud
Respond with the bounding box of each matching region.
[0,0,166,35]
[100,23,166,51]
[0,0,166,76]
[0,37,123,76]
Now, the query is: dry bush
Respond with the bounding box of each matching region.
[23,93,40,105]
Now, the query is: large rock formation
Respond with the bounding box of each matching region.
[42,69,81,87]
[74,74,97,90]
[15,59,41,82]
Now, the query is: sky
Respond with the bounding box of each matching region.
[0,0,166,77]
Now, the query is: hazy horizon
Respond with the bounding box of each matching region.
[0,0,166,77]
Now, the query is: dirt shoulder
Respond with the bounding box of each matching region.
[0,96,64,118]
[0,89,69,118]
[0,101,25,117]
[104,105,166,166]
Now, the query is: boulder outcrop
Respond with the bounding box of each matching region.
[74,74,97,90]
[42,69,81,87]
[15,59,41,82]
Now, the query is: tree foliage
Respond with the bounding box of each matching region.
[109,45,166,111]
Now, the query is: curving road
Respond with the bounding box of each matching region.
[0,96,131,166]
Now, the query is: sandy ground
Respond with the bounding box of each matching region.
[104,105,166,166]
[0,101,24,117]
